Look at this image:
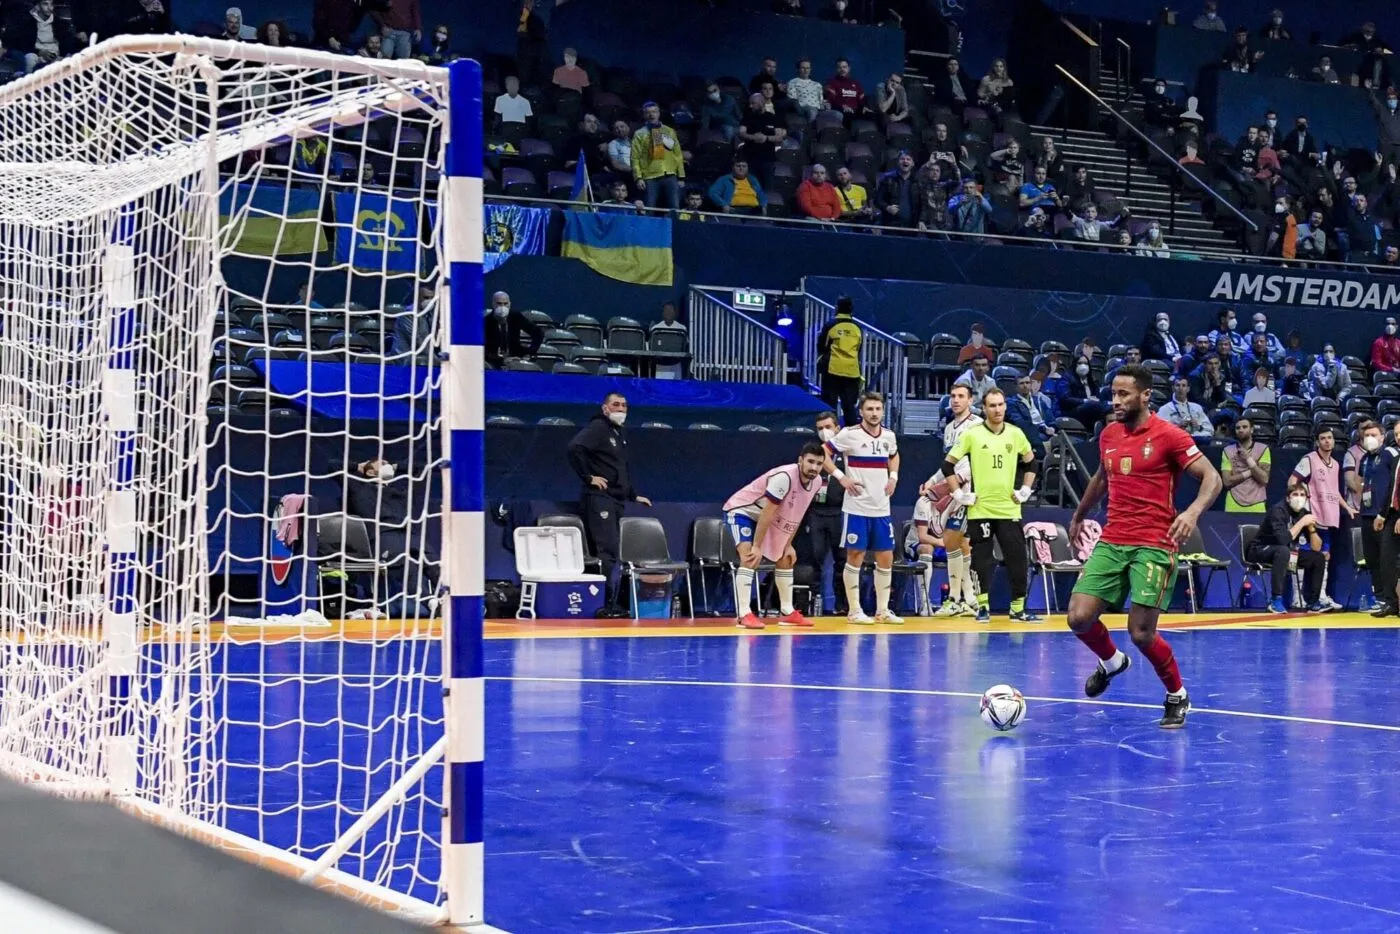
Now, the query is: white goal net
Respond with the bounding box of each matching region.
[0,37,483,926]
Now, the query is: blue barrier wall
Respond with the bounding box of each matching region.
[1199,69,1379,151]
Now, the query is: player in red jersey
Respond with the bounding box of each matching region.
[1067,364,1223,729]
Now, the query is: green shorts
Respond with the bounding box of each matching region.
[1071,541,1178,612]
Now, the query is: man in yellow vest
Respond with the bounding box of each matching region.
[816,296,863,425]
[631,102,686,211]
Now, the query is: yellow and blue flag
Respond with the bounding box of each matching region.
[333,191,426,272]
[218,181,326,256]
[561,210,673,286]
[483,203,549,273]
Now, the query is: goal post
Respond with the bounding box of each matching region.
[0,36,487,927]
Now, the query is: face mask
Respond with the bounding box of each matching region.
[1275,203,1287,214]
[708,91,720,102]
[1289,496,1307,511]
[493,304,509,317]
[435,31,447,43]
[1157,319,1170,332]
[1076,363,1090,376]
[818,428,835,442]
[377,463,395,480]
[1206,11,1216,19]
[1364,435,1382,452]
[1390,99,1398,110]
[1226,317,1237,330]
[607,411,627,427]
[1324,352,1335,363]
[1267,119,1277,128]
[971,333,983,346]
[1254,321,1267,333]
[1154,85,1165,95]
[1387,325,1397,336]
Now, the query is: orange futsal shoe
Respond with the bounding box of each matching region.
[777,609,813,627]
[736,612,766,630]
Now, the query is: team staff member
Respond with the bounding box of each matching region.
[567,393,652,618]
[942,388,1041,622]
[1356,420,1399,616]
[816,295,863,425]
[795,410,849,615]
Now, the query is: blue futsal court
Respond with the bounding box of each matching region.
[222,622,1400,932]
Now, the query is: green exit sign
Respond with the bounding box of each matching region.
[733,290,766,311]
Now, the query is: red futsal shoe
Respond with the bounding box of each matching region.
[736,612,766,630]
[777,609,813,627]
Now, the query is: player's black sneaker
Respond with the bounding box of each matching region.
[1009,610,1043,622]
[1370,602,1397,618]
[1084,655,1130,698]
[1160,691,1190,729]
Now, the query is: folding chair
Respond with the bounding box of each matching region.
[619,516,694,618]
[1237,524,1270,608]
[1178,526,1231,612]
[1023,524,1083,613]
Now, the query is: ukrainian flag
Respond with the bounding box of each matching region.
[561,210,673,286]
[218,181,327,256]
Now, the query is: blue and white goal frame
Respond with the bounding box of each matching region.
[441,58,487,927]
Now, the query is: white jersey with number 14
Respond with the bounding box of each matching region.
[826,424,898,518]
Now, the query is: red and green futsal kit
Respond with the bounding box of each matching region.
[1072,414,1203,610]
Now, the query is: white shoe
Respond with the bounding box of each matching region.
[958,602,979,617]
[933,601,963,617]
[875,609,905,625]
[1319,596,1343,612]
[919,603,934,617]
[847,609,875,625]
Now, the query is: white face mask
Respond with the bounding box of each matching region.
[818,427,835,442]
[1254,321,1267,333]
[1157,319,1170,332]
[970,333,984,346]
[493,304,509,317]
[1387,324,1397,336]
[435,31,447,42]
[377,463,395,480]
[1226,317,1237,330]
[708,91,721,102]
[1289,496,1307,511]
[1155,86,1165,95]
[607,410,626,426]
[1275,203,1287,214]
[1364,435,1382,452]
[1076,363,1090,376]
[1266,119,1277,128]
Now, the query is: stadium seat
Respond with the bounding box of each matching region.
[783,426,813,434]
[271,329,307,349]
[544,327,581,351]
[598,362,633,376]
[487,415,526,426]
[552,362,589,375]
[688,422,722,430]
[328,332,373,355]
[738,424,770,432]
[1023,523,1084,613]
[212,364,259,388]
[618,517,693,618]
[537,417,574,426]
[606,317,647,351]
[639,421,673,429]
[504,358,543,372]
[501,166,542,199]
[533,344,567,370]
[568,347,608,373]
[563,314,604,348]
[650,328,687,355]
[688,516,744,617]
[523,309,555,329]
[1178,526,1231,613]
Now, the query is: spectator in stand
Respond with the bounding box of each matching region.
[926,123,962,179]
[1062,164,1097,213]
[816,296,863,424]
[916,174,949,232]
[976,58,1016,118]
[1382,245,1400,271]
[1019,207,1053,240]
[600,179,642,212]
[1308,344,1352,399]
[1192,0,1225,31]
[257,19,289,46]
[1311,55,1340,84]
[565,113,609,175]
[1222,417,1271,514]
[551,47,590,94]
[824,58,865,119]
[1296,210,1328,261]
[749,57,786,96]
[423,24,455,65]
[1034,136,1066,184]
[1209,334,1243,389]
[1135,221,1170,257]
[514,0,547,88]
[1179,140,1205,166]
[1161,377,1214,438]
[834,167,873,223]
[957,323,996,366]
[707,158,767,216]
[1062,355,1109,426]
[1071,203,1119,242]
[797,164,842,221]
[933,57,972,115]
[957,357,996,412]
[1142,79,1179,133]
[1249,311,1285,362]
[875,151,921,229]
[1277,356,1307,397]
[631,102,685,211]
[988,138,1026,190]
[820,0,859,23]
[738,93,783,181]
[948,178,993,234]
[296,281,324,310]
[757,80,782,116]
[650,302,687,379]
[1007,374,1056,450]
[1345,192,1382,263]
[1142,312,1181,363]
[876,73,909,128]
[371,0,421,59]
[1243,366,1277,409]
[313,0,365,52]
[917,159,953,202]
[1259,8,1290,40]
[772,0,803,15]
[1074,333,1102,361]
[1343,22,1391,90]
[676,188,708,222]
[787,59,825,122]
[1112,229,1134,251]
[1278,115,1319,172]
[493,76,533,130]
[1241,331,1276,377]
[1106,346,1143,382]
[700,83,743,142]
[1208,306,1248,354]
[1371,88,1400,164]
[606,119,634,180]
[1222,26,1264,73]
[359,34,386,58]
[15,0,75,74]
[1191,355,1231,410]
[221,7,257,41]
[483,291,544,368]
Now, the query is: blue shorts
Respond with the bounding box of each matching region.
[725,511,756,547]
[1317,527,1332,553]
[942,505,967,532]
[843,514,895,553]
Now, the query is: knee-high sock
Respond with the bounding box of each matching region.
[918,554,934,607]
[960,548,979,605]
[1075,621,1120,662]
[945,549,964,603]
[734,567,756,615]
[775,567,795,615]
[843,563,863,615]
[874,566,893,613]
[1140,634,1184,693]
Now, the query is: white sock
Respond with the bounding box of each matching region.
[961,550,979,604]
[918,554,934,606]
[843,563,862,615]
[734,567,755,615]
[875,566,893,613]
[775,567,795,615]
[946,550,964,604]
[1102,649,1128,674]
[1167,686,1187,699]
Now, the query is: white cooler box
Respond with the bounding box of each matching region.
[513,526,608,620]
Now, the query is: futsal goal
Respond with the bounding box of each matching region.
[0,37,486,926]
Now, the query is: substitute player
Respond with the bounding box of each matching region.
[942,388,1040,623]
[921,382,981,617]
[722,441,828,630]
[906,465,961,614]
[823,391,903,624]
[1066,363,1223,729]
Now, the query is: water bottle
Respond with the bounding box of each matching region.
[672,595,682,618]
[1240,578,1253,608]
[813,594,823,616]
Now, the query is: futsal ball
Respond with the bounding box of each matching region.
[979,684,1027,732]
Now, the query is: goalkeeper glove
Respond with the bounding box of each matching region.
[1012,485,1034,504]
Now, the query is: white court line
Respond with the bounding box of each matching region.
[488,676,1400,733]
[1272,886,1400,918]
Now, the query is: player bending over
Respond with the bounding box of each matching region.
[722,441,827,630]
[922,382,981,617]
[942,388,1041,622]
[1066,363,1223,729]
[823,391,904,624]
[906,481,951,615]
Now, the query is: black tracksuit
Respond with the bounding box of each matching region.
[1359,445,1399,606]
[567,415,639,608]
[1248,501,1325,602]
[333,459,440,602]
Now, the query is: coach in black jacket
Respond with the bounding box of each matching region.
[483,291,544,368]
[567,393,652,616]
